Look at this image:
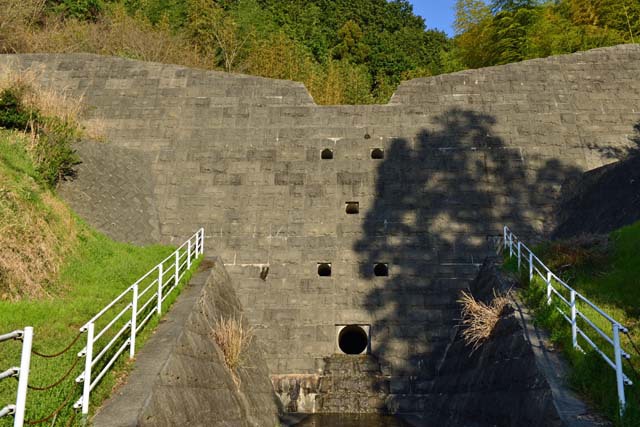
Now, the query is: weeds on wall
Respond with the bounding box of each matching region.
[458,289,512,352]
[210,315,254,386]
[0,130,79,300]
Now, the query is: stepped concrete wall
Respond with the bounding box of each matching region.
[2,45,638,409]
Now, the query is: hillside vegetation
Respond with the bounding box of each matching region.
[0,70,85,299]
[1,0,638,104]
[0,73,198,426]
[508,222,640,425]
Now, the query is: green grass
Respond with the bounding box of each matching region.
[0,130,202,425]
[505,221,640,426]
[0,132,40,188]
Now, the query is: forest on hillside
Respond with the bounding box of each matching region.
[1,0,638,104]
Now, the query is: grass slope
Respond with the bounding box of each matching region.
[0,129,200,425]
[0,131,78,300]
[507,221,640,426]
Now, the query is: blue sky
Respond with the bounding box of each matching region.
[410,0,458,36]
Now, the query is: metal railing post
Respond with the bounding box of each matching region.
[130,285,138,358]
[187,240,192,269]
[613,324,626,416]
[175,250,180,288]
[157,264,163,315]
[14,327,32,427]
[503,226,508,250]
[570,290,577,348]
[199,229,204,256]
[509,232,513,257]
[81,323,94,415]
[505,224,631,417]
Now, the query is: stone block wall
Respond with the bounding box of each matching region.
[2,45,638,408]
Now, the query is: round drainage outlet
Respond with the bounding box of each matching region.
[338,325,369,355]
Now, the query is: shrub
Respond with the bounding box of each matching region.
[0,86,37,130]
[537,234,610,277]
[32,116,81,187]
[0,77,81,187]
[51,0,104,21]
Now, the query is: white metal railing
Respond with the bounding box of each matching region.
[0,327,32,427]
[72,228,204,415]
[503,226,632,415]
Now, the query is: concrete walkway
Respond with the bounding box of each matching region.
[513,297,611,426]
[92,261,213,426]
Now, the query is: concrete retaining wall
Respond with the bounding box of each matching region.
[2,45,638,406]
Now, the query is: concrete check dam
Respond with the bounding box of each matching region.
[1,44,638,426]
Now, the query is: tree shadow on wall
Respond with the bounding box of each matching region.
[353,108,582,389]
[588,120,640,160]
[631,122,640,155]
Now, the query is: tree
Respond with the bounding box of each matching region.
[244,31,314,81]
[454,0,496,68]
[565,0,640,42]
[491,6,537,64]
[187,0,252,71]
[455,0,491,35]
[333,20,370,63]
[490,0,535,14]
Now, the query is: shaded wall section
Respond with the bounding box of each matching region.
[418,259,598,426]
[552,154,640,238]
[1,45,638,408]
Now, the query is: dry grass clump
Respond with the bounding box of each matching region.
[209,315,254,385]
[458,289,512,352]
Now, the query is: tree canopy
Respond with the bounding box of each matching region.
[1,0,638,104]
